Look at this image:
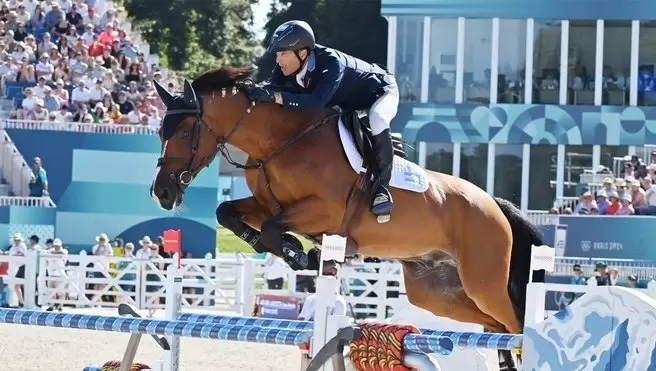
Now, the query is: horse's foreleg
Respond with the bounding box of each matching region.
[260,197,330,271]
[215,197,273,254]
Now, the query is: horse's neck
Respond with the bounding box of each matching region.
[235,105,333,159]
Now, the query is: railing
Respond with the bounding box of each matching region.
[0,196,55,207]
[554,196,578,210]
[524,210,559,225]
[4,251,656,319]
[0,119,159,135]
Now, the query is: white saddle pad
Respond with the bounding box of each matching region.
[337,117,429,193]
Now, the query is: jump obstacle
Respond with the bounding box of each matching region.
[2,248,656,371]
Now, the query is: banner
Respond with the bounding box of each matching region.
[255,294,301,320]
[558,216,655,260]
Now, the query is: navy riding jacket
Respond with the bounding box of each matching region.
[267,44,394,112]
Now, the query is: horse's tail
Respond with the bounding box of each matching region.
[493,197,546,330]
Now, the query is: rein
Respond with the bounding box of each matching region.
[218,108,339,212]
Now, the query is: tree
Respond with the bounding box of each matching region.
[121,0,259,76]
[255,0,387,81]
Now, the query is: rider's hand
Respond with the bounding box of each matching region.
[248,86,276,103]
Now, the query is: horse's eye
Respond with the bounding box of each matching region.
[180,130,191,139]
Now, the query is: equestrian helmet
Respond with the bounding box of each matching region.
[266,20,315,53]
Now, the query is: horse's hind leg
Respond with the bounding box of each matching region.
[400,258,505,332]
[215,197,273,253]
[457,223,522,334]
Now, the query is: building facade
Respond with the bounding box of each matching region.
[382,0,656,211]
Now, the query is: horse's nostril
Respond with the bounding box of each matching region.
[160,188,170,201]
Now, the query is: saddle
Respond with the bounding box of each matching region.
[341,110,407,170]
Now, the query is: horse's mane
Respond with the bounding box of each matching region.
[191,66,255,95]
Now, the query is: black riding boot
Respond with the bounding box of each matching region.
[369,129,394,222]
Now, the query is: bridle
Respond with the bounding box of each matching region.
[157,85,338,212]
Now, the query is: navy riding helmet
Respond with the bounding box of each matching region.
[266,20,316,54]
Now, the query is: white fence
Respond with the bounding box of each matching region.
[0,251,405,319]
[1,119,159,135]
[3,251,656,320]
[0,196,55,207]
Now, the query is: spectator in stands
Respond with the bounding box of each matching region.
[117,242,136,304]
[594,262,610,286]
[116,90,132,113]
[570,264,586,286]
[642,177,656,206]
[37,32,55,54]
[8,233,26,307]
[71,79,88,105]
[264,253,287,290]
[630,180,646,207]
[14,22,26,41]
[29,156,48,196]
[44,2,62,29]
[18,61,35,82]
[569,264,586,300]
[42,86,59,111]
[52,78,68,102]
[51,13,68,38]
[628,275,639,288]
[66,4,83,30]
[44,237,68,312]
[602,178,614,194]
[72,103,91,122]
[84,8,100,29]
[297,266,347,321]
[91,102,104,122]
[88,77,106,104]
[35,52,53,80]
[609,267,619,286]
[11,41,27,60]
[98,22,115,46]
[53,102,70,121]
[16,4,30,24]
[28,98,48,120]
[574,191,596,215]
[6,11,18,31]
[91,233,113,305]
[616,193,635,215]
[615,178,628,199]
[135,236,153,258]
[33,75,47,96]
[606,191,621,215]
[595,190,610,214]
[30,5,46,29]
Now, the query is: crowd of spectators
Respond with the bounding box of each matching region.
[552,154,656,216]
[0,0,167,126]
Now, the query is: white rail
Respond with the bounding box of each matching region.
[2,251,655,319]
[1,119,159,135]
[0,196,55,207]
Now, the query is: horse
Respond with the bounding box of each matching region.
[150,66,545,369]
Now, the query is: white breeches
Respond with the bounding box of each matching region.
[368,76,400,136]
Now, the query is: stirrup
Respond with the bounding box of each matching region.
[371,192,392,223]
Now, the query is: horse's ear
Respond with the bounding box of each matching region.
[153,79,174,108]
[183,79,199,110]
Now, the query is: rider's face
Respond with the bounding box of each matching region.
[276,49,308,76]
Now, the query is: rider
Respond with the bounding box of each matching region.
[248,20,399,221]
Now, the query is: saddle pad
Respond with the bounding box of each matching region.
[337,117,429,193]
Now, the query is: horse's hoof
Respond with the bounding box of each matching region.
[377,215,391,224]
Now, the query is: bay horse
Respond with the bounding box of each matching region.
[150,66,545,368]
